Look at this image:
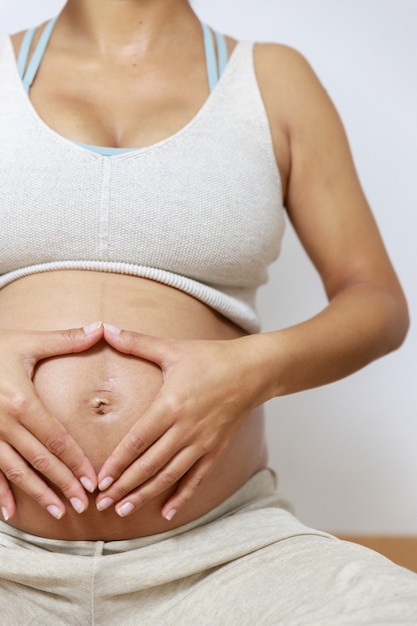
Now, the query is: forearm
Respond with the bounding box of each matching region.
[93,282,408,519]
[247,282,409,403]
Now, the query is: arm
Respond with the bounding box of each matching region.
[96,45,408,519]
[249,43,408,396]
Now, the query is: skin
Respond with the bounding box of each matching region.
[0,0,408,539]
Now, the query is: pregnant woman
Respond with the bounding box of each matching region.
[1,0,417,623]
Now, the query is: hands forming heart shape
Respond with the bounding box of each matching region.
[0,322,266,523]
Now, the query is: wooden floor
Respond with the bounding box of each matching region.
[337,535,417,573]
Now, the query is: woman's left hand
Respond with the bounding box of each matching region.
[96,325,267,521]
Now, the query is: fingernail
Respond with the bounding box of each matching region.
[96,497,114,512]
[80,476,95,493]
[103,323,121,335]
[1,506,9,521]
[98,476,114,491]
[164,509,177,522]
[117,502,134,517]
[70,497,85,514]
[83,321,103,335]
[47,505,63,520]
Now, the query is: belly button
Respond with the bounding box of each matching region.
[91,396,112,415]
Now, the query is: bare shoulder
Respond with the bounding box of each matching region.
[252,42,352,198]
[253,42,335,125]
[251,43,328,197]
[254,42,313,77]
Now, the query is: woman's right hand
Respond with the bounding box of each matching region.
[0,322,103,522]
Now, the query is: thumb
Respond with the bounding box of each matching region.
[31,321,104,361]
[103,324,169,365]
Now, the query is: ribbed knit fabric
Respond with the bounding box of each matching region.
[0,34,285,333]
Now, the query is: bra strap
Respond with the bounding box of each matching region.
[201,22,219,93]
[201,23,229,92]
[215,30,228,77]
[18,18,228,95]
[22,17,57,93]
[17,26,37,78]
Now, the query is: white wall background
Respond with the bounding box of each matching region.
[1,0,416,534]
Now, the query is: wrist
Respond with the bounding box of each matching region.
[232,333,283,406]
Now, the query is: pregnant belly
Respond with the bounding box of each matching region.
[33,343,163,473]
[0,271,267,540]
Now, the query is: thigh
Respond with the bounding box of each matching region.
[179,535,417,626]
[0,542,92,625]
[95,496,417,626]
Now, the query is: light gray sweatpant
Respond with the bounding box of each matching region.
[1,469,417,625]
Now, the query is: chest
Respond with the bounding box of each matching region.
[0,35,285,290]
[27,40,212,149]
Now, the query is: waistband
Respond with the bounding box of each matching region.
[0,468,287,556]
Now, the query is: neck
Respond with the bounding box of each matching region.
[60,0,196,52]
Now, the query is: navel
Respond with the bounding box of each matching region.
[88,393,113,415]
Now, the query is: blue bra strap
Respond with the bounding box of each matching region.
[17,26,37,78]
[22,17,57,93]
[201,23,229,92]
[18,18,228,96]
[201,22,218,93]
[215,31,228,77]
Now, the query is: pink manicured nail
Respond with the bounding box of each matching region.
[1,506,9,521]
[103,323,121,335]
[80,476,95,493]
[164,509,177,522]
[96,497,114,512]
[47,505,63,520]
[98,476,114,491]
[83,321,103,335]
[70,498,85,514]
[117,502,134,517]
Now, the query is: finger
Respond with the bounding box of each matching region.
[29,321,104,364]
[13,387,97,494]
[160,455,216,521]
[100,446,206,518]
[97,400,173,489]
[103,324,170,365]
[0,443,70,519]
[12,428,92,513]
[96,426,185,508]
[0,468,16,521]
